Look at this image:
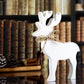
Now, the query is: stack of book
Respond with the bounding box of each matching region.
[0,0,71,15]
[76,17,84,42]
[0,20,42,67]
[75,0,84,11]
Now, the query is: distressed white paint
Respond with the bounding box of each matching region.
[32,11,80,81]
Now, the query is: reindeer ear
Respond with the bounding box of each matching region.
[38,12,44,23]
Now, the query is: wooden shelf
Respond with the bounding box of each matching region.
[76,42,84,45]
[0,71,41,77]
[0,15,71,23]
[75,11,84,17]
[0,65,41,72]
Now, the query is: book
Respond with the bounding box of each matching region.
[18,21,26,61]
[12,0,18,15]
[33,25,40,58]
[80,18,84,42]
[75,3,83,11]
[40,0,44,12]
[6,0,13,15]
[4,20,12,61]
[0,1,3,15]
[26,23,34,59]
[56,0,62,13]
[0,66,41,72]
[66,22,71,42]
[0,20,4,55]
[11,21,18,60]
[35,0,41,15]
[49,0,54,11]
[44,0,49,10]
[28,0,35,15]
[62,0,71,15]
[18,0,28,15]
[76,20,81,42]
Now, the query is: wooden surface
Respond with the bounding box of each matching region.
[0,71,41,77]
[0,66,41,72]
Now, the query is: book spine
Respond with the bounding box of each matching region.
[44,0,49,10]
[28,0,35,15]
[66,22,71,42]
[11,21,18,60]
[18,21,26,61]
[35,0,41,15]
[4,20,12,61]
[62,0,71,15]
[33,25,40,58]
[12,0,18,15]
[26,23,34,59]
[0,20,4,55]
[49,0,54,11]
[6,0,13,15]
[56,0,62,13]
[23,0,28,15]
[0,1,3,15]
[40,0,44,12]
[80,19,84,42]
[76,20,81,42]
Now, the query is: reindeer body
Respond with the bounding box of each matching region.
[32,11,80,81]
[41,40,80,81]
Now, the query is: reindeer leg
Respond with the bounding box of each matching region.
[68,56,77,79]
[47,58,57,81]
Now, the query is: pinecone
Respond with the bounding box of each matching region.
[0,54,7,68]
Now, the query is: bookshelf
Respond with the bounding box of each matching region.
[0,0,83,73]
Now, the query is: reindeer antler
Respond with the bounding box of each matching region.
[38,11,53,25]
[47,12,62,28]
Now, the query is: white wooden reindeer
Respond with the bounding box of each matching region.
[32,11,80,81]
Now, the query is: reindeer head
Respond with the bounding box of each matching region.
[32,11,61,37]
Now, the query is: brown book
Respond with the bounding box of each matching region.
[49,0,54,11]
[76,20,81,42]
[0,20,4,55]
[59,22,66,42]
[11,21,18,60]
[33,25,40,58]
[0,1,3,15]
[26,23,34,59]
[18,21,26,61]
[62,0,71,15]
[66,22,71,42]
[54,25,59,41]
[44,0,49,10]
[40,0,44,12]
[28,0,35,15]
[35,0,41,15]
[80,18,84,42]
[4,20,12,61]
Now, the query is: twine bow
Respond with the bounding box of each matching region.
[35,30,60,53]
